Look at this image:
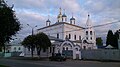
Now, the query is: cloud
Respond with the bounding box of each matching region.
[5,0,120,40]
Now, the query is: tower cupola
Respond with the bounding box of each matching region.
[70,14,75,24]
[62,9,67,22]
[46,15,51,26]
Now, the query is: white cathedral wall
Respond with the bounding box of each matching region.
[37,24,64,40]
[63,24,85,41]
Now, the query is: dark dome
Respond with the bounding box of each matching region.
[46,19,51,22]
[62,14,67,17]
[70,17,75,20]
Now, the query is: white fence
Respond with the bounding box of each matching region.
[81,49,120,61]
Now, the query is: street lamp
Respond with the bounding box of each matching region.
[27,24,37,57]
[27,24,37,35]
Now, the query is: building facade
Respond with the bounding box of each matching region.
[25,8,97,59]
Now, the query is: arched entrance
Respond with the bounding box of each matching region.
[60,40,74,58]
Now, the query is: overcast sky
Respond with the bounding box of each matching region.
[6,0,120,43]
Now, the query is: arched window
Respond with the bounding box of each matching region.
[69,34,71,39]
[66,47,68,50]
[57,33,59,39]
[18,47,21,50]
[86,37,88,40]
[90,31,92,35]
[79,36,81,41]
[14,47,16,51]
[91,37,92,40]
[86,31,88,35]
[74,35,76,40]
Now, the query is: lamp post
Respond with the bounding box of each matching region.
[27,24,37,35]
[27,24,37,57]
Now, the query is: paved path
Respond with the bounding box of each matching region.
[0,58,120,67]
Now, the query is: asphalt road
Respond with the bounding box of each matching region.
[0,58,120,67]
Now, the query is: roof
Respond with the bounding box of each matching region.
[62,14,67,17]
[46,19,51,22]
[37,22,85,31]
[70,17,75,20]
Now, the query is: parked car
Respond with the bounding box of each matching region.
[49,53,66,61]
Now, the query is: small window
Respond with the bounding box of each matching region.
[83,46,86,50]
[74,35,76,40]
[91,37,92,40]
[79,36,81,41]
[18,47,21,50]
[90,31,92,35]
[69,34,71,39]
[86,31,88,35]
[66,47,68,50]
[14,47,16,50]
[57,33,59,39]
[86,37,88,40]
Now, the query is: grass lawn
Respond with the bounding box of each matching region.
[0,65,10,67]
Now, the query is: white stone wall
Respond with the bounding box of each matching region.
[37,24,64,39]
[10,46,24,52]
[63,24,85,41]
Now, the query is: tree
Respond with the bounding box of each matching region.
[22,35,36,57]
[0,0,21,52]
[106,30,114,47]
[113,30,119,48]
[22,33,51,57]
[35,32,51,57]
[96,37,103,47]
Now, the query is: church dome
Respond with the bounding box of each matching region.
[62,14,67,17]
[46,19,51,22]
[70,17,75,20]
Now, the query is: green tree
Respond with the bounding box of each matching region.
[113,30,119,49]
[106,30,114,47]
[22,35,36,57]
[35,32,51,57]
[96,37,103,47]
[0,0,21,52]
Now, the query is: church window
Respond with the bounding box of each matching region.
[83,46,86,50]
[69,34,71,39]
[86,37,88,40]
[90,31,92,35]
[14,47,16,51]
[57,33,59,39]
[79,36,81,41]
[91,37,92,40]
[74,35,76,40]
[18,47,21,50]
[86,31,88,35]
[66,47,68,50]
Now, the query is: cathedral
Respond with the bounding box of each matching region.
[24,8,97,59]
